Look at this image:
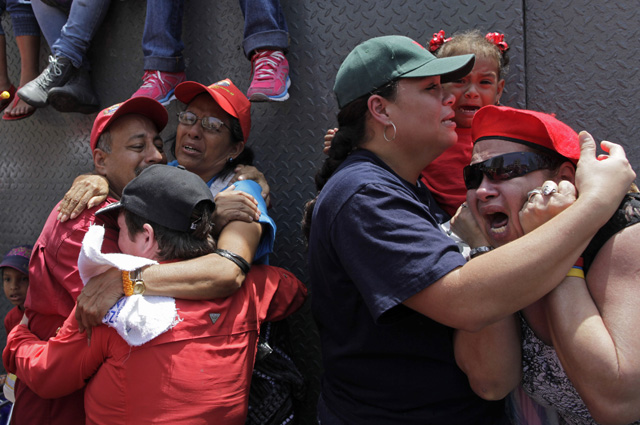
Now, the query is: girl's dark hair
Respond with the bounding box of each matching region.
[301,80,399,242]
[123,201,216,261]
[437,29,510,80]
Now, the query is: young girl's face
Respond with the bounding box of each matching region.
[3,268,29,309]
[445,56,504,128]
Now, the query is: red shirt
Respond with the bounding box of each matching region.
[420,127,473,217]
[4,264,307,425]
[4,306,23,335]
[13,199,119,425]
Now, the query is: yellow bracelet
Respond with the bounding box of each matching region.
[566,267,585,279]
[122,270,134,296]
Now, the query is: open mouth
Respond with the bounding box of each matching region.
[459,105,480,114]
[487,212,509,234]
[182,144,201,154]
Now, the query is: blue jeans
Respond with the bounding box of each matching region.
[142,0,185,72]
[141,0,289,73]
[31,0,111,68]
[0,0,40,37]
[239,0,289,58]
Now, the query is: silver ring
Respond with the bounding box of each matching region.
[542,184,558,196]
[527,188,543,202]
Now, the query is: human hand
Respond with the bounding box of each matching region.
[57,174,109,222]
[229,164,271,207]
[75,267,124,342]
[519,180,577,234]
[213,187,260,234]
[450,202,490,248]
[323,128,338,155]
[574,131,635,211]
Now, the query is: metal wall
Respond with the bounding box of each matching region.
[0,0,637,422]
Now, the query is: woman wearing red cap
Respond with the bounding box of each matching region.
[453,105,640,425]
[302,35,635,424]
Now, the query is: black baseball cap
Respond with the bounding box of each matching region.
[96,165,215,232]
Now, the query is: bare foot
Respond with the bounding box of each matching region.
[4,97,34,119]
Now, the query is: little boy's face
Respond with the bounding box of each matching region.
[3,268,29,308]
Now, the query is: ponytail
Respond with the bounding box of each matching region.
[302,81,398,243]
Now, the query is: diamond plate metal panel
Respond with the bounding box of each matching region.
[0,0,637,423]
[525,0,640,160]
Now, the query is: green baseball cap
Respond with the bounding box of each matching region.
[334,35,475,108]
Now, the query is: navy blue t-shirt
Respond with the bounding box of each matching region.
[308,150,506,424]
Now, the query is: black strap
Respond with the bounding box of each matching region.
[214,249,251,274]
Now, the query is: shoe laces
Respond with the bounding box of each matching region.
[252,51,285,80]
[42,55,65,83]
[140,71,166,90]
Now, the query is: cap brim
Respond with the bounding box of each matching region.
[91,97,169,151]
[95,201,124,217]
[404,54,475,83]
[174,81,240,121]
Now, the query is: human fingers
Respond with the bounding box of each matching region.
[575,132,635,206]
[557,180,577,199]
[57,186,86,222]
[450,202,490,247]
[527,188,543,203]
[231,165,271,202]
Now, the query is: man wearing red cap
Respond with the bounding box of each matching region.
[12,96,169,425]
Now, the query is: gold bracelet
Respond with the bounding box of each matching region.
[566,267,585,279]
[122,270,134,296]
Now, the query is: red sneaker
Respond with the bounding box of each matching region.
[131,70,186,105]
[247,50,291,102]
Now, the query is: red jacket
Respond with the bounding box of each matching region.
[420,127,473,217]
[13,199,119,425]
[5,264,307,425]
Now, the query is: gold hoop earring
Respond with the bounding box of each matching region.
[383,121,397,142]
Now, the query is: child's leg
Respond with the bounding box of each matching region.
[16,34,39,86]
[4,0,39,118]
[5,34,39,117]
[0,34,10,90]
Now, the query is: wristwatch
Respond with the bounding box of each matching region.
[469,246,494,259]
[130,268,146,295]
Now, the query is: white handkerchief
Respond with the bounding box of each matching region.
[78,225,179,346]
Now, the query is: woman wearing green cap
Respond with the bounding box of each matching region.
[302,35,635,424]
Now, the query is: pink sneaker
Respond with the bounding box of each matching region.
[247,50,291,102]
[131,70,186,105]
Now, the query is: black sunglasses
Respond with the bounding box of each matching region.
[463,151,564,190]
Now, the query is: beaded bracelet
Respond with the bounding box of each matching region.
[214,249,251,274]
[122,270,134,296]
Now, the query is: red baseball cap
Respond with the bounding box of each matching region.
[472,105,580,163]
[174,78,251,143]
[90,97,169,151]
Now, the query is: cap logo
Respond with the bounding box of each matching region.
[6,246,31,259]
[213,79,231,87]
[103,103,123,116]
[211,79,235,96]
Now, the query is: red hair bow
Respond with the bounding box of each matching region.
[485,32,509,54]
[428,30,451,53]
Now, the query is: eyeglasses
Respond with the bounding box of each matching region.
[177,111,229,133]
[463,151,564,190]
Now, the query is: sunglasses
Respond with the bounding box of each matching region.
[177,111,229,133]
[463,151,564,190]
